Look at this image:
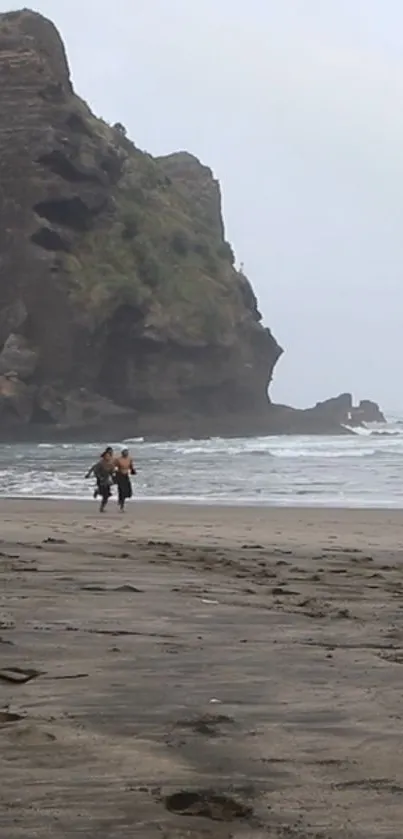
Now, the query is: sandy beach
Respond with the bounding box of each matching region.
[1,500,403,838]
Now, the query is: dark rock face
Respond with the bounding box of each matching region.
[311,393,353,423]
[0,9,283,436]
[0,374,34,425]
[308,394,386,427]
[0,333,38,379]
[266,393,386,436]
[352,400,386,425]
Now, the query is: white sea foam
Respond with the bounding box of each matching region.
[1,415,403,506]
[269,447,377,458]
[341,424,372,436]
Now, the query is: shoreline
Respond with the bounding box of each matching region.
[2,500,403,836]
[1,495,403,511]
[3,495,403,510]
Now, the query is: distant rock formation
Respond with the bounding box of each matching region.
[0,10,384,441]
[265,394,386,437]
[299,393,385,428]
[0,9,281,437]
[350,400,385,425]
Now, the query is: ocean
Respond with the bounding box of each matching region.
[1,412,403,508]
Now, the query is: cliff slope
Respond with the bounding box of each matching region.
[0,9,282,437]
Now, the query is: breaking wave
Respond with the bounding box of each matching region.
[0,414,403,507]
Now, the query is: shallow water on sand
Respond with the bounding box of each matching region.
[1,413,403,508]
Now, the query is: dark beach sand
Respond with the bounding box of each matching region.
[1,500,403,838]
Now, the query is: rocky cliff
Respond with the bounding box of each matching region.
[0,9,282,438]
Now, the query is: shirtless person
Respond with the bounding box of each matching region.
[114,448,136,512]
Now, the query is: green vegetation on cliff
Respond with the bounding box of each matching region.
[65,109,245,345]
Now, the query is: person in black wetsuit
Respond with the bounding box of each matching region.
[85,447,115,512]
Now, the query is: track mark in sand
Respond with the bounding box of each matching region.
[335,778,403,794]
[241,543,264,550]
[147,540,174,548]
[272,586,301,597]
[0,711,23,725]
[44,672,89,681]
[43,537,67,545]
[379,650,403,664]
[302,640,396,651]
[322,546,360,553]
[175,713,235,737]
[165,789,252,821]
[0,618,15,631]
[0,667,42,684]
[160,642,186,655]
[3,724,57,744]
[328,568,348,575]
[26,621,175,639]
[261,755,348,770]
[12,564,38,573]
[80,583,143,593]
[63,625,175,639]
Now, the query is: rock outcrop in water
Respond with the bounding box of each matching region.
[0,8,282,438]
[0,9,384,440]
[259,394,385,437]
[289,393,385,431]
[350,399,385,425]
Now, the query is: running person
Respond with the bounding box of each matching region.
[85,447,115,513]
[114,448,136,512]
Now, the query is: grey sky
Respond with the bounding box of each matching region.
[3,1,403,409]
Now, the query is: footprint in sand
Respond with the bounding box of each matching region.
[165,789,252,822]
[0,711,23,725]
[42,537,67,545]
[3,724,56,744]
[175,712,235,737]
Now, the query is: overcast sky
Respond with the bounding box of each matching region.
[3,1,403,409]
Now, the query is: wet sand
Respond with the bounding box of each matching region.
[1,500,403,838]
